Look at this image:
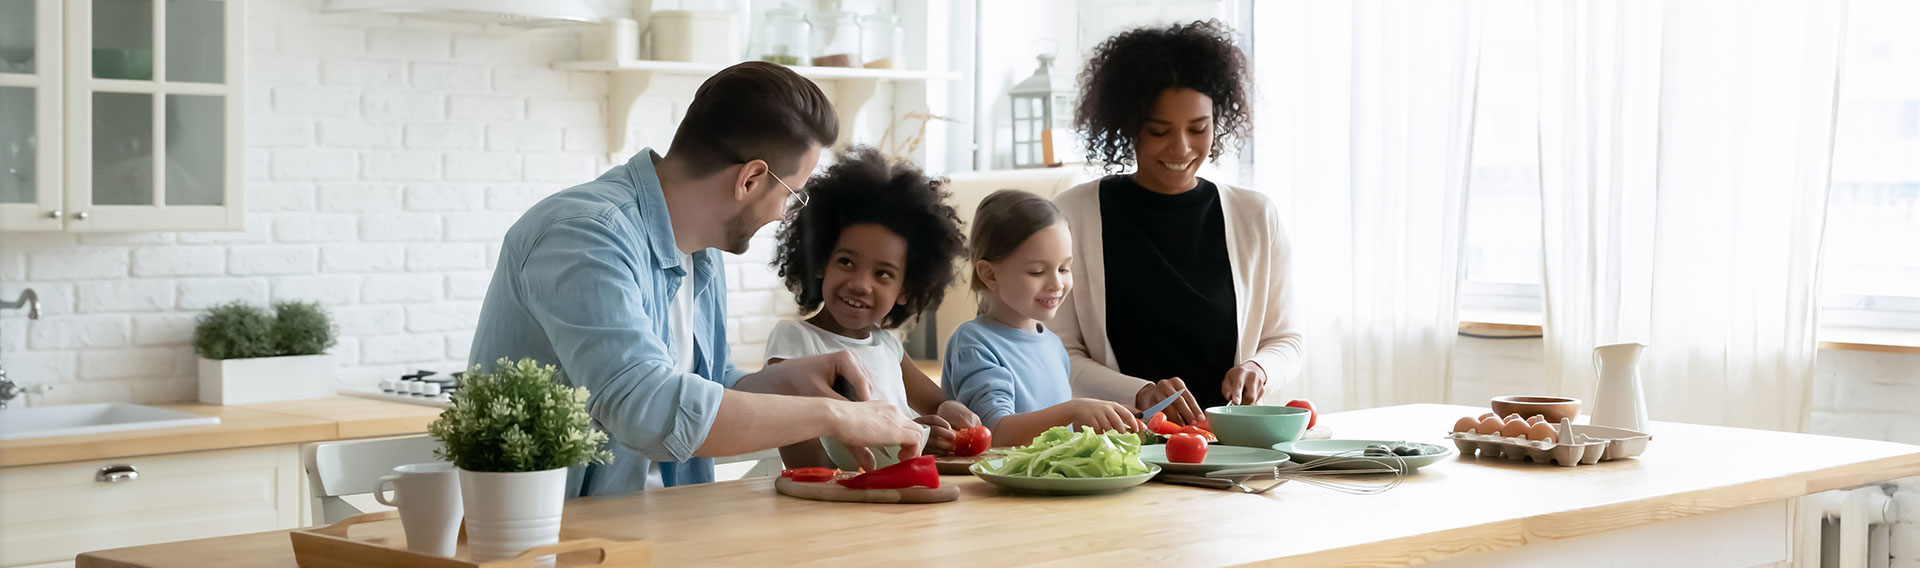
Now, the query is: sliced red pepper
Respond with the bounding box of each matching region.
[837,455,939,490]
[1174,424,1217,443]
[1146,412,1184,436]
[780,467,839,483]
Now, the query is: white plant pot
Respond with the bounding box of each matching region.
[197,354,337,405]
[458,467,568,563]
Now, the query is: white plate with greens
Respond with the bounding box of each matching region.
[967,426,1161,494]
[970,459,1161,494]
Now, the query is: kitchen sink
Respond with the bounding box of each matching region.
[0,403,221,441]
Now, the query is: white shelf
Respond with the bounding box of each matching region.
[556,59,962,82]
[556,59,963,158]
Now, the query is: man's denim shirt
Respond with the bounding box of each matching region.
[469,149,746,497]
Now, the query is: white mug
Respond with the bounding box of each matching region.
[375,463,463,557]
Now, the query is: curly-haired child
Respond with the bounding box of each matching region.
[765,146,979,468]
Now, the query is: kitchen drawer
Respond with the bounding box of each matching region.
[0,445,301,567]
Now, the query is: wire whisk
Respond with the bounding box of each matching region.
[1158,445,1409,495]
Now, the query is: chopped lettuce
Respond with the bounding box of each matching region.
[979,426,1151,478]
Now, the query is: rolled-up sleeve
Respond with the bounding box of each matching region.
[944,346,1019,430]
[515,215,722,463]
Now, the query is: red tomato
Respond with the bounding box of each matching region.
[1286,399,1318,429]
[952,425,992,457]
[1167,433,1209,464]
[780,468,838,483]
[1146,412,1184,436]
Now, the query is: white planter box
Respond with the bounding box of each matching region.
[197,354,338,405]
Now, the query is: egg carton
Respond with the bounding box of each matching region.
[1445,424,1652,467]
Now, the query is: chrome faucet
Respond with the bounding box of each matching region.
[0,374,51,410]
[1,288,38,319]
[1,288,46,409]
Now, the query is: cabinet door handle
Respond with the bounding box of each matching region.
[74,211,90,220]
[47,209,62,219]
[96,464,138,483]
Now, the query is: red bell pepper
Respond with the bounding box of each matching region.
[1174,424,1218,443]
[837,455,939,490]
[1147,412,1184,436]
[780,467,839,483]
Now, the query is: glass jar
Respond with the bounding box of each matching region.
[752,6,809,66]
[859,13,902,69]
[809,10,860,68]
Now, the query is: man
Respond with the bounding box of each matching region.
[469,62,923,497]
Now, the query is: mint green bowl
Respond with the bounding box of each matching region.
[1205,405,1310,448]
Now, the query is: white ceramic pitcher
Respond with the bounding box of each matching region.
[1590,342,1648,432]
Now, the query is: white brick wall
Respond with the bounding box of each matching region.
[0,0,805,405]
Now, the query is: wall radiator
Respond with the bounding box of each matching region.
[1801,484,1914,568]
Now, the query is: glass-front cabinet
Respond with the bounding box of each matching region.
[0,0,243,232]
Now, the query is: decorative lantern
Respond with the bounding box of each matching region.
[1008,53,1074,168]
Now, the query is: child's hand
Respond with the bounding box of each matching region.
[913,414,958,455]
[1060,398,1142,433]
[935,400,981,431]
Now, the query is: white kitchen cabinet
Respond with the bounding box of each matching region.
[0,0,245,233]
[0,444,302,567]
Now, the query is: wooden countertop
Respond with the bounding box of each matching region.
[0,396,442,468]
[75,403,1920,567]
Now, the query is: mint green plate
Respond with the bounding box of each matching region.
[1140,444,1292,474]
[968,459,1162,494]
[1271,439,1454,471]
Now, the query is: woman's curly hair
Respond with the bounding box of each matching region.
[771,146,967,329]
[1074,19,1251,173]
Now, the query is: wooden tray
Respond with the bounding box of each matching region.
[934,449,1006,475]
[290,511,651,567]
[774,476,958,504]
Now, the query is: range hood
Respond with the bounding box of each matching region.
[322,0,602,27]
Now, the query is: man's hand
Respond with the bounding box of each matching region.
[1136,377,1202,425]
[830,400,924,471]
[737,352,873,402]
[1222,361,1268,406]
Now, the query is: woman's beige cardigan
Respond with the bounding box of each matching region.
[1049,179,1304,406]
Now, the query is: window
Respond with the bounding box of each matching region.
[1823,0,1920,330]
[1459,4,1544,321]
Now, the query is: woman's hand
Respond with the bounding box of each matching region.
[1222,361,1268,405]
[1136,377,1203,425]
[913,414,957,455]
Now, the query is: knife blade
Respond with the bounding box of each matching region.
[1139,387,1187,420]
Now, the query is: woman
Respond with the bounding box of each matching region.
[1051,20,1302,425]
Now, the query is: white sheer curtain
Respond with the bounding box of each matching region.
[1537,0,1845,431]
[1252,0,1483,410]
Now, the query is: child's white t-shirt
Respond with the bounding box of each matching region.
[763,319,916,421]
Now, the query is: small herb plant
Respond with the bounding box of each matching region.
[428,358,613,473]
[271,300,336,356]
[192,300,338,360]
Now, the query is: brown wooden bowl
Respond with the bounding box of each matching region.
[1490,395,1582,424]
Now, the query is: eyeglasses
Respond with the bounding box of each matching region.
[766,168,808,209]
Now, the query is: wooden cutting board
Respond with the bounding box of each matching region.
[773,476,959,504]
[934,449,1006,475]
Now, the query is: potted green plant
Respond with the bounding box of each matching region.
[193,300,339,404]
[428,358,612,562]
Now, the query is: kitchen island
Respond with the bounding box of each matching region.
[76,403,1920,567]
